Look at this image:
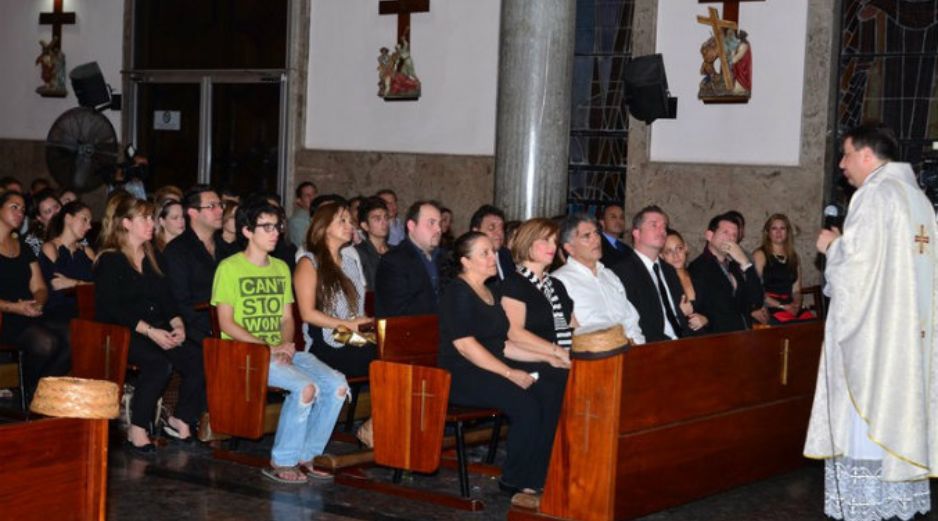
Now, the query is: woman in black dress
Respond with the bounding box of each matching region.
[94,193,205,452]
[752,214,814,323]
[0,191,70,400]
[39,201,95,323]
[439,231,567,497]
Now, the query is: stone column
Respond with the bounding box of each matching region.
[494,0,577,220]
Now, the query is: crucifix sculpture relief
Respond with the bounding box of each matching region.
[376,0,428,100]
[36,0,75,98]
[696,0,762,104]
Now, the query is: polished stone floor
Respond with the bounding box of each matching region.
[102,434,938,521]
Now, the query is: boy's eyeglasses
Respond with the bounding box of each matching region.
[254,222,284,233]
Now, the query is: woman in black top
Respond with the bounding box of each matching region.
[95,194,205,452]
[39,201,95,323]
[752,214,814,323]
[439,232,567,497]
[0,191,70,400]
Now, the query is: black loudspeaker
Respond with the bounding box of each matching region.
[624,54,678,124]
[69,62,111,110]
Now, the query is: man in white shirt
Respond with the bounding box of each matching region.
[552,214,644,344]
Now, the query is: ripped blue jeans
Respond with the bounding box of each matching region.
[267,351,348,467]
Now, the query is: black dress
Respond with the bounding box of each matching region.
[438,277,567,490]
[38,244,94,322]
[94,251,206,431]
[761,253,812,323]
[0,241,70,396]
[499,272,573,344]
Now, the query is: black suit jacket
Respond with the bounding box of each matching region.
[162,228,225,345]
[375,239,447,318]
[600,234,630,266]
[610,249,688,343]
[688,247,764,334]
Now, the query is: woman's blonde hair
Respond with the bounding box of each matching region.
[97,193,163,275]
[758,213,799,272]
[509,218,559,265]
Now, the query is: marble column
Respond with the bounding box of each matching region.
[494,0,577,220]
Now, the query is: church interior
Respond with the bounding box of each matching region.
[1,0,938,519]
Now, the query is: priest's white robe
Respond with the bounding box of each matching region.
[804,162,938,520]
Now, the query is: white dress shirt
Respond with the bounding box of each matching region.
[552,257,645,344]
[635,249,678,340]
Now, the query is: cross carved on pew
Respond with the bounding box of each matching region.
[102,335,112,380]
[379,0,429,47]
[412,379,434,432]
[574,399,600,450]
[240,355,259,403]
[915,225,930,254]
[39,0,76,44]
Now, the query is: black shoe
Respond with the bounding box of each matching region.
[125,439,157,455]
[498,479,538,496]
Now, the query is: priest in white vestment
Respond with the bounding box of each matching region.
[804,124,938,521]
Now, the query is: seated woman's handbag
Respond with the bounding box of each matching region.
[332,325,376,347]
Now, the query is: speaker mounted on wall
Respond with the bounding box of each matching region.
[624,54,678,124]
[69,62,112,112]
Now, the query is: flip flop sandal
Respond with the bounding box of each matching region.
[261,466,308,484]
[299,461,333,480]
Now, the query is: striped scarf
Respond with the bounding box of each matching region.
[517,265,573,349]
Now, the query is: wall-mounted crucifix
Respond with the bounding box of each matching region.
[376,0,429,101]
[696,0,763,104]
[36,0,75,97]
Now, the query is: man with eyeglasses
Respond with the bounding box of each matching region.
[163,185,226,348]
[212,196,346,484]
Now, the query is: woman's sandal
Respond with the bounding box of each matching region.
[261,465,308,484]
[299,461,333,480]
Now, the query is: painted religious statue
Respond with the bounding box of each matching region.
[36,37,67,98]
[377,40,421,100]
[697,7,752,103]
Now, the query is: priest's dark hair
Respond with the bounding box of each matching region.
[843,122,899,162]
[469,204,506,231]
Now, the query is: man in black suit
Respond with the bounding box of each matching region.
[599,204,630,265]
[470,204,514,281]
[163,185,227,346]
[688,213,764,333]
[375,200,446,318]
[610,206,709,342]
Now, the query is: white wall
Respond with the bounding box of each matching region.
[305,0,500,155]
[649,0,808,166]
[0,0,123,141]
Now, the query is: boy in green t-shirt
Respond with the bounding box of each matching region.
[211,197,347,483]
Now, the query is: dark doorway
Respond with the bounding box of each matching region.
[136,83,201,191]
[211,83,281,197]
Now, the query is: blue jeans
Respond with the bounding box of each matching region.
[267,351,348,467]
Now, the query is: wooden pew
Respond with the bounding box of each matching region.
[0,417,109,520]
[509,320,824,521]
[69,319,131,392]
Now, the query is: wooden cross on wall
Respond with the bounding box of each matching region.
[379,0,429,46]
[39,0,76,44]
[698,0,764,24]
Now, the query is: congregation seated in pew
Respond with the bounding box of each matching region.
[439,231,567,497]
[94,193,206,451]
[211,196,346,484]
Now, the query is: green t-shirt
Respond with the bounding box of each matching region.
[211,252,294,345]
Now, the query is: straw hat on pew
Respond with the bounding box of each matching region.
[29,377,120,420]
[571,324,631,360]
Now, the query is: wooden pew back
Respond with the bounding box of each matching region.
[203,338,271,439]
[376,314,439,366]
[69,319,131,391]
[0,417,108,521]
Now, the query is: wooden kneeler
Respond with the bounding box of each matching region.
[337,360,487,511]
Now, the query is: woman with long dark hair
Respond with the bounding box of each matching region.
[294,202,374,377]
[24,188,60,257]
[39,201,95,322]
[94,193,205,452]
[0,191,70,400]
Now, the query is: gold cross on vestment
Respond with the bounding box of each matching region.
[915,225,930,254]
[240,355,259,402]
[697,7,738,91]
[412,379,434,432]
[574,399,600,450]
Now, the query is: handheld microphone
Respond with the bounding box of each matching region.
[823,204,843,230]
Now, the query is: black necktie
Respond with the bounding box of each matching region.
[653,263,682,336]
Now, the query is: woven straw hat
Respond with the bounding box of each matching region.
[29,377,120,420]
[571,324,631,359]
